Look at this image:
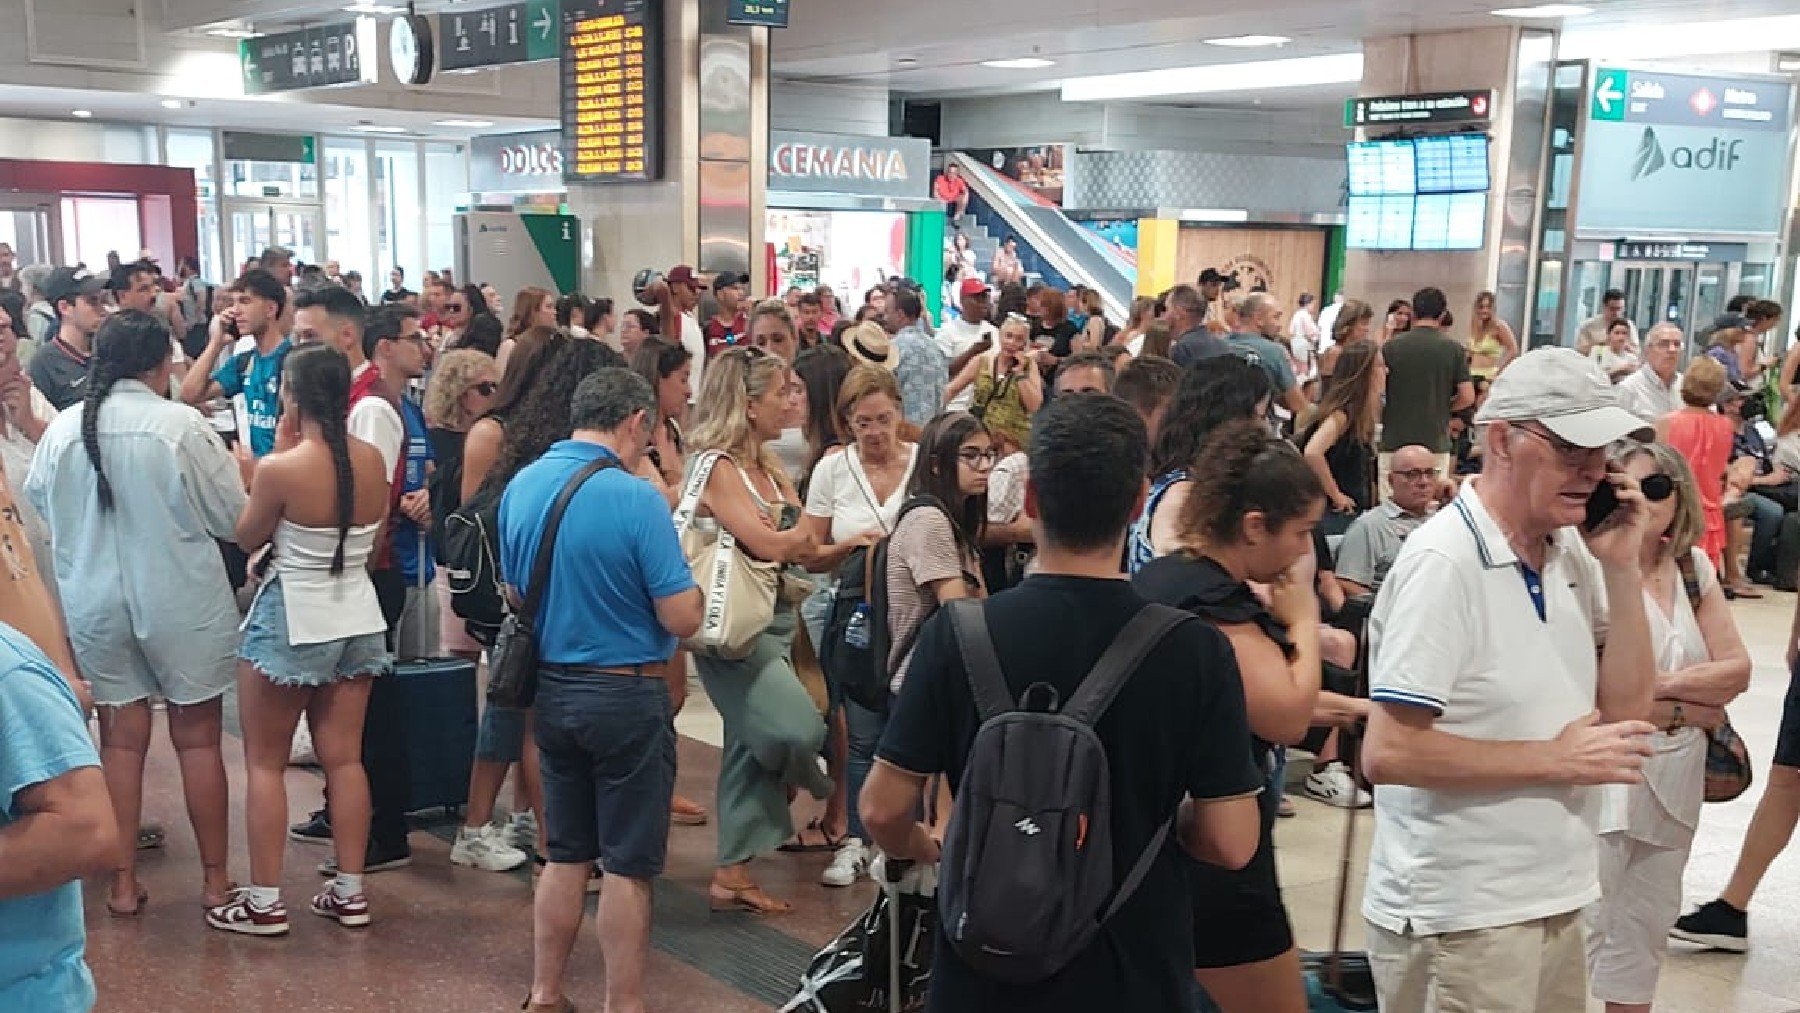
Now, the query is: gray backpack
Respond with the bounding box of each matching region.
[939,599,1191,984]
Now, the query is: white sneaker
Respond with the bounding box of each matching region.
[508,810,539,852]
[450,824,530,872]
[821,837,868,888]
[1303,762,1372,809]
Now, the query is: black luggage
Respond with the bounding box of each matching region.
[1774,511,1800,592]
[392,655,478,816]
[784,857,936,1013]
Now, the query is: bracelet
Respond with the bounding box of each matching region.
[1670,701,1685,730]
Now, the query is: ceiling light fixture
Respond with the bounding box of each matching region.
[70,109,93,118]
[205,27,258,39]
[1204,35,1292,47]
[1561,15,1800,61]
[352,124,409,134]
[433,119,496,128]
[342,3,406,14]
[895,57,919,66]
[1491,5,1593,18]
[981,57,1055,70]
[1062,52,1362,102]
[160,98,185,110]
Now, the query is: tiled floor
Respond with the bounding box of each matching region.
[81,591,1800,1011]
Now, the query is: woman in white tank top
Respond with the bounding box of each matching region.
[206,344,394,938]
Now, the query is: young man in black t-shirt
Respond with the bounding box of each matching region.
[863,393,1263,1013]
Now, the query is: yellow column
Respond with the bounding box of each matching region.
[1135,217,1179,298]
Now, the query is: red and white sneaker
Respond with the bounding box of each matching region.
[205,888,290,936]
[310,888,371,928]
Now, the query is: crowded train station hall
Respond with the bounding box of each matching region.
[6,1,1800,1011]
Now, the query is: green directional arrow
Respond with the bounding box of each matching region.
[525,0,559,62]
[1591,67,1627,122]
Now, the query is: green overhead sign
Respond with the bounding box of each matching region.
[439,0,561,71]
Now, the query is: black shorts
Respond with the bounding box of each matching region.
[1775,658,1800,768]
[1189,783,1294,969]
[534,668,675,878]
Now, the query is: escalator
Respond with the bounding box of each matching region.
[947,151,1136,323]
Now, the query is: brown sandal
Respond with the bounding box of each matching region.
[708,882,792,915]
[670,794,709,826]
[106,885,148,918]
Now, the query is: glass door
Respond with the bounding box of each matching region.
[0,197,59,266]
[224,202,323,276]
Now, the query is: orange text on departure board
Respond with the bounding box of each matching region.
[569,12,650,177]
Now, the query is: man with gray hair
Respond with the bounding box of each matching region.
[1232,290,1311,420]
[1335,444,1439,599]
[500,367,702,1013]
[1615,322,1683,426]
[1362,347,1659,1011]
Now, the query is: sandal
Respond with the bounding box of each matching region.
[521,999,576,1013]
[106,884,149,918]
[709,882,793,915]
[671,794,709,826]
[137,824,166,851]
[777,818,842,853]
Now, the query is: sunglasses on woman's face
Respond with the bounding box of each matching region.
[472,381,498,397]
[1640,473,1675,502]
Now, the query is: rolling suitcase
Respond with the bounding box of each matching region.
[395,532,479,816]
[1773,511,1800,592]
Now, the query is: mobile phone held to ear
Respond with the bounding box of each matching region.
[1584,479,1621,533]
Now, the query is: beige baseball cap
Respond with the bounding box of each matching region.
[1473,347,1654,447]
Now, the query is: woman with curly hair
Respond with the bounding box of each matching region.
[422,348,499,662]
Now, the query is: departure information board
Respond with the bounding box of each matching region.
[561,0,661,183]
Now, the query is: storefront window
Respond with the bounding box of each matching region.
[423,143,466,281]
[166,128,223,282]
[375,142,421,282]
[325,139,373,288]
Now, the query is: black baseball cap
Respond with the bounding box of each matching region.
[1198,268,1227,285]
[43,266,106,305]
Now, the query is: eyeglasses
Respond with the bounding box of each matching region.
[1392,468,1439,482]
[849,412,896,432]
[472,381,498,396]
[445,302,468,312]
[1514,423,1604,468]
[1641,473,1675,502]
[958,448,1001,469]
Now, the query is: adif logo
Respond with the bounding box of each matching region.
[1013,817,1041,836]
[1630,127,1744,181]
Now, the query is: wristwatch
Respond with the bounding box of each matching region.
[1670,702,1686,731]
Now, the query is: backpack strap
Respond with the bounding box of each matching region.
[1061,604,1192,726]
[1102,820,1172,923]
[947,599,1015,722]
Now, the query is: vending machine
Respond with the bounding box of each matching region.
[454,210,581,297]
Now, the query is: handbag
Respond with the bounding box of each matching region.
[674,451,782,660]
[487,455,618,709]
[1675,552,1754,803]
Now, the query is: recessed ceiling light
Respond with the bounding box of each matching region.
[981,57,1055,70]
[70,109,93,119]
[160,98,185,110]
[895,57,919,66]
[1491,5,1593,17]
[433,119,496,128]
[342,3,405,13]
[352,124,408,134]
[205,27,258,39]
[1204,35,1292,47]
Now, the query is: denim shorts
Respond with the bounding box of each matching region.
[240,575,391,688]
[476,704,528,763]
[534,668,675,877]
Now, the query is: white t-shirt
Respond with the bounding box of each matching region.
[347,364,404,474]
[1316,300,1344,353]
[803,444,916,544]
[679,313,706,403]
[1364,481,1610,936]
[936,317,997,411]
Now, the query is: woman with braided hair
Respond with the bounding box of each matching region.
[24,309,247,918]
[204,343,393,937]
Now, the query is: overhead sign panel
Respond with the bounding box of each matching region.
[470,129,567,193]
[1345,90,1492,128]
[561,0,661,183]
[1577,67,1794,236]
[240,20,379,94]
[439,0,561,72]
[727,0,791,28]
[768,130,930,199]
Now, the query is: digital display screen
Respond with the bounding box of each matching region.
[727,0,790,27]
[562,0,661,183]
[1346,195,1418,250]
[1413,134,1490,193]
[1412,193,1488,250]
[1346,140,1416,196]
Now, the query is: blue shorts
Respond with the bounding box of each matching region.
[476,704,529,764]
[534,668,674,878]
[240,576,391,688]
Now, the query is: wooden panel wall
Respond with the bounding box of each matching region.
[1174,226,1329,318]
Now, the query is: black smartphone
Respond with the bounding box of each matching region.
[1583,479,1621,533]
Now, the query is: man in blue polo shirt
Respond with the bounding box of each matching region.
[500,368,701,1013]
[0,621,119,1013]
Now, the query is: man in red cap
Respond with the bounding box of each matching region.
[936,277,997,413]
[665,265,707,397]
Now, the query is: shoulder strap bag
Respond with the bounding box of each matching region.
[487,454,618,708]
[674,450,782,660]
[1675,551,1754,803]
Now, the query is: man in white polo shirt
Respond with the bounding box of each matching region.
[1361,347,1661,1013]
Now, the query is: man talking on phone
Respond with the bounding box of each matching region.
[1360,347,1660,1013]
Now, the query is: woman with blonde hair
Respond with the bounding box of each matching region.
[421,348,500,664]
[1590,441,1749,1012]
[1468,290,1519,380]
[495,286,558,375]
[1658,356,1734,569]
[943,312,1042,452]
[686,347,826,914]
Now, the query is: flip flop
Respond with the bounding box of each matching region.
[106,885,148,918]
[776,819,841,854]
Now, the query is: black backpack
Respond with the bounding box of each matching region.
[937,599,1191,984]
[440,482,507,646]
[818,496,942,712]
